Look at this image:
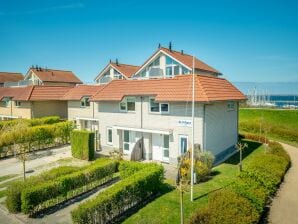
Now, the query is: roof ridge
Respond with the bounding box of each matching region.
[32,68,73,72]
[0,72,23,75]
[111,62,139,67]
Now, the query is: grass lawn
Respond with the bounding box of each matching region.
[239,108,298,146]
[123,140,263,224]
[0,189,6,198]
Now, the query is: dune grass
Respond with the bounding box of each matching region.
[239,109,298,146]
[123,140,263,224]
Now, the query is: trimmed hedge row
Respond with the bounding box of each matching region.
[71,163,164,224]
[71,130,95,161]
[0,121,74,157]
[190,141,291,224]
[6,166,80,213]
[21,159,117,214]
[118,160,148,179]
[0,116,61,130]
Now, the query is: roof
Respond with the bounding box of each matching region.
[0,86,73,101]
[62,85,104,100]
[91,75,246,102]
[28,68,82,84]
[110,63,140,78]
[134,47,220,76]
[0,72,24,83]
[95,62,140,81]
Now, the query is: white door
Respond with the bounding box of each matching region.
[152,134,163,161]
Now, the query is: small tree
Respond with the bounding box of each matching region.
[236,141,248,172]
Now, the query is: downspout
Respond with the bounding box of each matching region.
[140,96,144,159]
[10,98,13,118]
[203,104,206,151]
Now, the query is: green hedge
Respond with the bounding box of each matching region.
[0,121,74,157]
[71,130,95,161]
[190,141,291,224]
[0,116,61,130]
[21,159,117,214]
[71,163,164,224]
[118,160,148,179]
[6,166,80,213]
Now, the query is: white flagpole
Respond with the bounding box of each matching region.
[191,55,195,202]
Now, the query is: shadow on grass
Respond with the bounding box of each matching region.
[112,182,175,224]
[224,140,262,165]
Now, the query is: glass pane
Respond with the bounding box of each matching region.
[182,66,190,74]
[85,98,90,106]
[124,143,129,151]
[120,102,126,111]
[124,130,129,142]
[161,103,169,112]
[174,66,180,76]
[127,102,135,111]
[180,137,187,154]
[150,98,160,112]
[163,149,169,158]
[166,67,172,77]
[164,135,169,148]
[166,56,173,65]
[108,129,112,143]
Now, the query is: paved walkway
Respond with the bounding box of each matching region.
[268,143,298,224]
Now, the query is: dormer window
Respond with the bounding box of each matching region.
[113,70,123,80]
[81,97,90,107]
[119,97,136,112]
[2,97,10,107]
[149,97,169,114]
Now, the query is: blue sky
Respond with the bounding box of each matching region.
[0,0,297,83]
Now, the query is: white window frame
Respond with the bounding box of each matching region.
[165,56,190,78]
[80,97,90,108]
[119,97,136,112]
[107,127,113,145]
[149,97,169,114]
[163,134,170,161]
[15,101,21,107]
[179,135,188,155]
[123,130,130,151]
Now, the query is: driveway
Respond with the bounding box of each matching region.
[268,143,298,224]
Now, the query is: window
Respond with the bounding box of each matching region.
[123,130,130,151]
[165,56,190,77]
[81,97,90,107]
[227,102,235,111]
[2,97,10,107]
[179,135,188,154]
[15,101,21,107]
[107,127,113,145]
[119,97,135,112]
[114,70,123,79]
[150,98,169,114]
[163,135,169,158]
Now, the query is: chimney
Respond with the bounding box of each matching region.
[116,58,119,66]
[181,50,184,55]
[158,43,161,49]
[35,65,38,70]
[169,42,172,51]
[109,59,112,63]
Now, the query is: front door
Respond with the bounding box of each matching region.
[179,135,188,155]
[152,134,163,161]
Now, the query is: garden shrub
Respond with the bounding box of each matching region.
[71,163,164,224]
[189,189,259,224]
[71,130,95,161]
[195,151,214,182]
[6,166,80,213]
[21,159,117,214]
[268,141,291,162]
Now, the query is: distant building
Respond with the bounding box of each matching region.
[0,72,23,87]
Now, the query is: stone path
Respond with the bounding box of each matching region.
[268,143,298,224]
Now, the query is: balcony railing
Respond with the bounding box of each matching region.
[99,76,112,84]
[4,80,39,87]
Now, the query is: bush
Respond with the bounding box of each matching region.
[21,159,117,214]
[71,163,164,224]
[6,166,80,213]
[118,160,147,179]
[189,189,259,224]
[71,130,95,161]
[268,141,291,162]
[195,151,214,182]
[239,154,289,194]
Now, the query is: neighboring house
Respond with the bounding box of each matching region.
[132,46,221,79]
[94,61,139,85]
[4,67,82,87]
[0,86,72,120]
[90,75,246,164]
[0,72,24,87]
[62,85,104,131]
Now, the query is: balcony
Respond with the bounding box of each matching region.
[99,76,112,85]
[4,80,39,87]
